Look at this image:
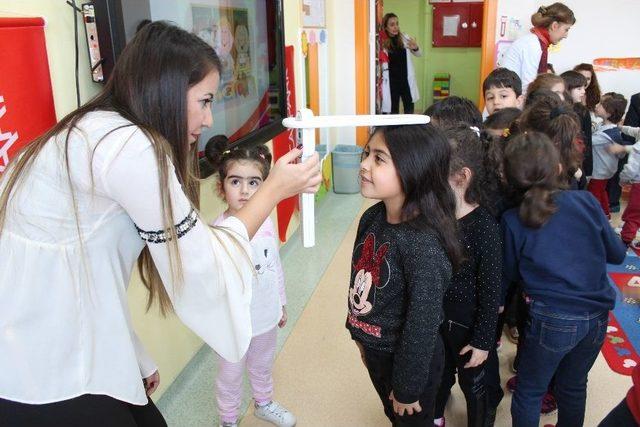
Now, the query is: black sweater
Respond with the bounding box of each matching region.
[443,207,502,351]
[346,202,452,403]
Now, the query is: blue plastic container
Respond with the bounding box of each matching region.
[331,144,363,194]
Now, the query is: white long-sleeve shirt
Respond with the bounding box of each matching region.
[0,111,253,405]
[498,32,542,94]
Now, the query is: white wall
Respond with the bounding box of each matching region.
[495,0,640,102]
[326,0,356,145]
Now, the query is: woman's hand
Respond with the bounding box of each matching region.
[406,37,419,51]
[460,345,489,368]
[143,370,160,396]
[267,148,322,201]
[389,391,422,416]
[278,305,288,328]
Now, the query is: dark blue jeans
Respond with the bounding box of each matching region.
[511,301,608,427]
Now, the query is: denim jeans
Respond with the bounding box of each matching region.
[511,301,608,427]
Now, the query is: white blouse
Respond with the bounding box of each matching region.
[498,32,542,94]
[0,111,253,405]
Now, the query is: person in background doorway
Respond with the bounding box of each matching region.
[499,2,575,93]
[379,13,422,114]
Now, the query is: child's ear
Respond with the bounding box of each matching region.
[516,94,525,110]
[216,180,225,200]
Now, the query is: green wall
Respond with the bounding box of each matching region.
[384,0,482,111]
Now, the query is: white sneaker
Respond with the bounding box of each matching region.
[254,401,296,427]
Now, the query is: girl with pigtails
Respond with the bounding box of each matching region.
[501,132,626,427]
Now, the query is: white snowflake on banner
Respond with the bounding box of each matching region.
[0,96,19,173]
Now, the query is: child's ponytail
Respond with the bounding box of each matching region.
[503,132,562,228]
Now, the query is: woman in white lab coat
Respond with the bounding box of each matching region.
[499,2,575,94]
[0,21,320,426]
[379,13,422,114]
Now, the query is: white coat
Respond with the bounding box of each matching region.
[381,47,422,113]
[498,32,542,94]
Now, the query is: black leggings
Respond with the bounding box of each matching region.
[390,78,414,114]
[0,394,167,427]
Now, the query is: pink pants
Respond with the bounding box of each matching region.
[216,327,278,423]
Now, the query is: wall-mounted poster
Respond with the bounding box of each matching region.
[302,0,325,28]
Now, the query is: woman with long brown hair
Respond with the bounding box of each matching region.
[0,21,320,426]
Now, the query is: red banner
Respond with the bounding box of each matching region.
[0,17,56,172]
[273,45,298,242]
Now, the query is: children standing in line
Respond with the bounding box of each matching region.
[347,124,463,426]
[206,137,296,427]
[482,68,524,116]
[433,126,502,427]
[502,132,626,427]
[588,92,628,218]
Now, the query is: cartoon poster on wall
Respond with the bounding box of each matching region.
[191,5,257,103]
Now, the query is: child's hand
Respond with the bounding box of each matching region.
[460,345,489,368]
[278,305,288,328]
[389,391,422,416]
[143,370,160,396]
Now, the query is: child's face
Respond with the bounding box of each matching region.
[360,133,404,205]
[220,160,264,215]
[569,86,586,104]
[551,82,566,101]
[484,86,522,115]
[595,101,610,120]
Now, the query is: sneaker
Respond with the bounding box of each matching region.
[220,422,238,427]
[254,401,296,427]
[506,375,517,393]
[433,417,445,427]
[507,326,519,344]
[541,392,558,415]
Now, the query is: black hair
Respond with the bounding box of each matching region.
[503,132,561,228]
[370,124,464,269]
[483,68,523,98]
[205,135,272,181]
[601,92,628,124]
[425,96,483,128]
[560,70,587,91]
[444,125,502,216]
[484,107,521,131]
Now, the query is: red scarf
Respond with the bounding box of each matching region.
[531,27,551,74]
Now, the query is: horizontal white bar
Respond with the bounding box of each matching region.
[282,114,430,129]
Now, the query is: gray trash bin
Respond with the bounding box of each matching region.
[315,144,327,159]
[331,144,363,194]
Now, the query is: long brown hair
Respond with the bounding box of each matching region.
[519,95,582,181]
[503,132,561,228]
[0,21,221,314]
[573,63,601,111]
[381,13,404,50]
[531,2,576,28]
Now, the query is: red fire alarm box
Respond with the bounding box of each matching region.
[432,2,483,48]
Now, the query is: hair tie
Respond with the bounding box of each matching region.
[259,153,266,160]
[222,149,231,155]
[502,128,511,138]
[538,6,547,15]
[550,106,567,120]
[469,126,480,137]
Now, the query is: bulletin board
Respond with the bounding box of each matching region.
[301,0,325,28]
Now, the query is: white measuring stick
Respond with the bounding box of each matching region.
[283,109,430,248]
